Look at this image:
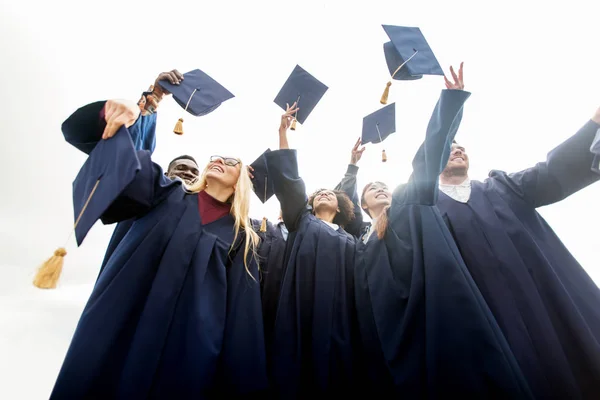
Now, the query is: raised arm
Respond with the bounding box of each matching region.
[265,103,308,232]
[334,138,366,237]
[491,110,600,208]
[61,70,183,154]
[403,64,471,205]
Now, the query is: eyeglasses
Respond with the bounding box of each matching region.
[210,156,240,167]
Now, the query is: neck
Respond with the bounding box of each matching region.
[315,209,337,224]
[440,171,469,185]
[204,183,234,203]
[367,205,386,220]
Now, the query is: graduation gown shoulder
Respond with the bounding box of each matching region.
[437,118,600,399]
[50,134,269,399]
[355,89,533,398]
[264,149,363,397]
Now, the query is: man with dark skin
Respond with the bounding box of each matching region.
[165,155,199,185]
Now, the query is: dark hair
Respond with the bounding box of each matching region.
[308,188,355,227]
[168,155,198,171]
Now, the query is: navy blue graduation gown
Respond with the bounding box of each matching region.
[264,149,362,397]
[437,119,600,399]
[355,89,532,398]
[61,100,158,278]
[253,219,287,352]
[51,137,268,398]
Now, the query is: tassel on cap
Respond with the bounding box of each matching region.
[382,149,387,162]
[290,118,297,131]
[33,248,67,289]
[260,217,267,232]
[380,81,391,105]
[174,118,184,135]
[33,179,100,289]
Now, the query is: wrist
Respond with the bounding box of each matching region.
[592,111,600,125]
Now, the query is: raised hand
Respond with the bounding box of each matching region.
[350,137,366,165]
[279,102,299,133]
[444,62,465,90]
[102,99,141,139]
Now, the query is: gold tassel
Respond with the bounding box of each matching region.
[33,248,67,289]
[260,217,267,232]
[380,81,391,105]
[174,118,184,135]
[33,179,100,289]
[382,149,387,162]
[290,118,297,131]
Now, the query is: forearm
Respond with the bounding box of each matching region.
[278,128,290,150]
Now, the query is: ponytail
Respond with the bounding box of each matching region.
[374,205,390,239]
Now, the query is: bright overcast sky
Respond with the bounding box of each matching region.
[1,0,599,398]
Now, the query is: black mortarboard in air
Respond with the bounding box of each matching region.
[380,25,444,104]
[250,148,276,232]
[274,65,328,131]
[158,69,235,135]
[362,103,396,162]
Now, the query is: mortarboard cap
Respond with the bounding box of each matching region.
[362,103,396,162]
[274,65,328,131]
[33,126,141,290]
[73,126,141,246]
[250,148,275,204]
[380,25,444,104]
[158,69,235,135]
[249,148,276,232]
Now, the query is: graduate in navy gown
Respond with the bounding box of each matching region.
[60,70,186,280]
[350,65,533,397]
[436,102,600,398]
[264,103,363,397]
[51,98,269,399]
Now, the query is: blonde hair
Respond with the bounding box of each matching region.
[186,159,261,278]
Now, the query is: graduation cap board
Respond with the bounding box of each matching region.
[249,148,276,232]
[158,69,235,135]
[380,25,444,104]
[274,65,328,131]
[362,103,396,162]
[33,127,141,289]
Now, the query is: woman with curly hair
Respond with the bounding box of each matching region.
[263,103,363,398]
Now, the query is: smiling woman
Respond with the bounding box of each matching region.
[48,98,269,399]
[261,103,365,396]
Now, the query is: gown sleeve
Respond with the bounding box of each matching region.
[490,119,600,208]
[72,126,175,246]
[61,99,158,154]
[265,149,309,232]
[400,89,472,206]
[334,164,365,237]
[591,128,600,174]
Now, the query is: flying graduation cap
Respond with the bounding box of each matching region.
[274,65,328,131]
[362,103,396,162]
[249,149,276,232]
[158,69,235,135]
[34,127,142,289]
[380,25,444,104]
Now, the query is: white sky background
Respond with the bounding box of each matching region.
[1,0,599,398]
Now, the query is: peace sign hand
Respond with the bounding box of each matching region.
[279,102,299,133]
[444,62,465,90]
